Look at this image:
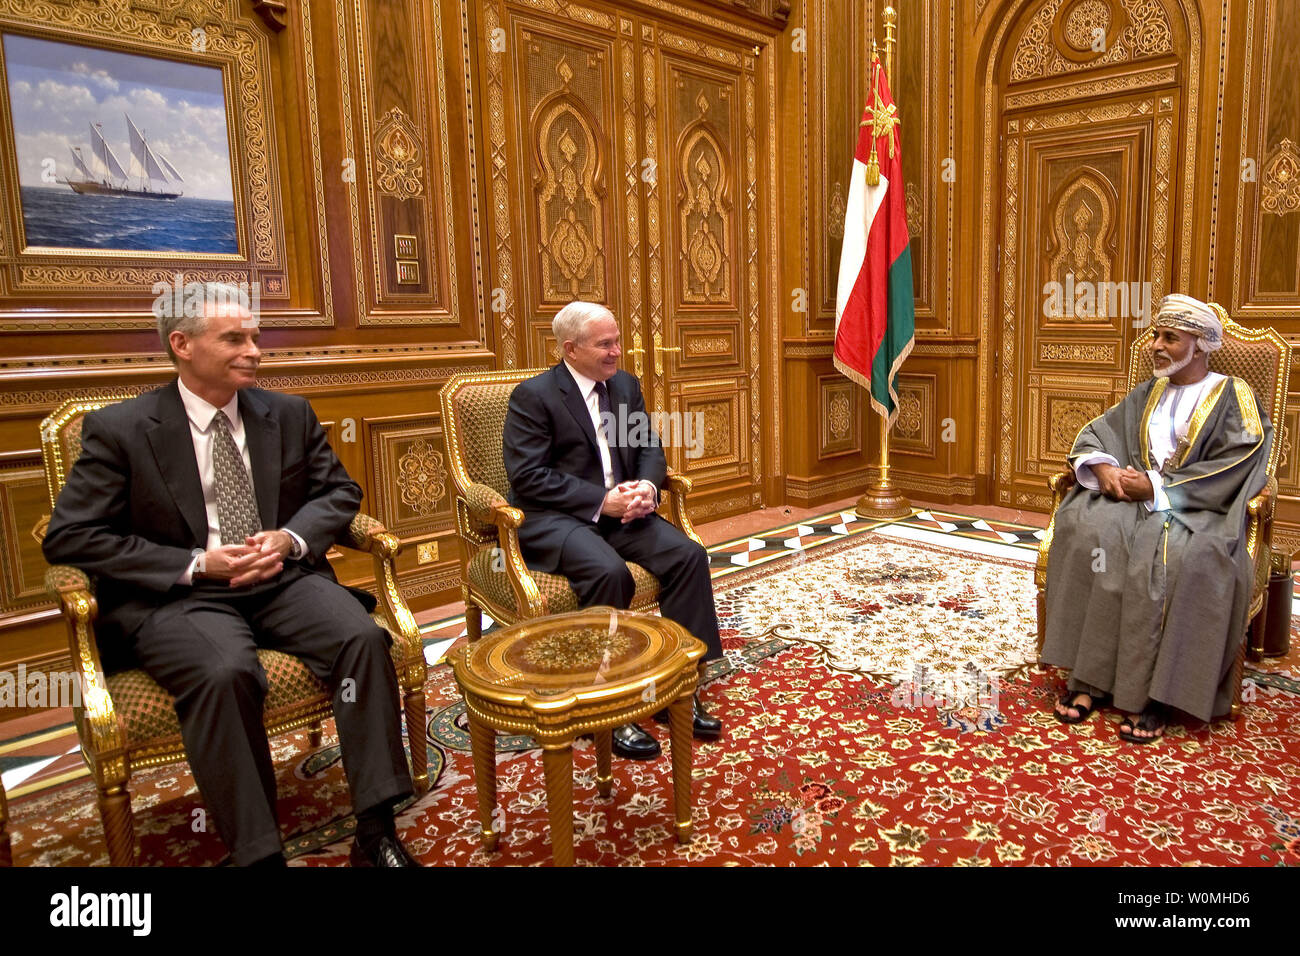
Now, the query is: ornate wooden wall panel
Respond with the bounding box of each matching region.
[999,100,1169,508]
[980,0,1196,509]
[1227,0,1300,322]
[479,1,626,369]
[651,25,764,511]
[335,0,479,334]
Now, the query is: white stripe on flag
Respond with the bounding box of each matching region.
[834,158,890,332]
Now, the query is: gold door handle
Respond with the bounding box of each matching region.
[653,331,681,377]
[625,331,646,377]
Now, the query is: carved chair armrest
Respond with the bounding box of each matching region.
[1047,469,1076,499]
[337,514,423,672]
[1248,476,1276,522]
[1246,476,1277,563]
[463,481,509,523]
[43,565,124,763]
[663,470,702,547]
[1036,470,1076,586]
[342,512,391,555]
[484,501,546,618]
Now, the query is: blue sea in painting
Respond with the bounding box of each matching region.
[19,186,238,254]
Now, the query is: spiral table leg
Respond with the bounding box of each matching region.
[468,712,499,852]
[542,744,575,866]
[668,694,694,844]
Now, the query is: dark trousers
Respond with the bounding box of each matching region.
[127,567,413,864]
[543,513,723,662]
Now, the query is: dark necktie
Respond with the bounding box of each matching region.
[593,381,626,484]
[212,410,261,545]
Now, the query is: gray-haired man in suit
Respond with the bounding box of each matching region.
[503,300,724,760]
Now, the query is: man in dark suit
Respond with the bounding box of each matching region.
[42,287,418,867]
[503,300,723,760]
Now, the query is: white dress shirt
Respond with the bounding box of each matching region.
[1074,371,1225,512]
[563,361,658,522]
[176,379,307,583]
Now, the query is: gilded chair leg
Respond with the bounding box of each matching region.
[542,745,575,867]
[668,695,694,844]
[467,713,498,852]
[1247,588,1270,664]
[98,782,136,866]
[308,723,323,750]
[404,684,429,794]
[465,602,482,642]
[1034,587,1047,668]
[594,729,613,798]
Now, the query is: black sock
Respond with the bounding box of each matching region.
[355,800,397,850]
[248,851,287,868]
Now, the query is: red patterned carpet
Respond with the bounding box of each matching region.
[9,529,1300,866]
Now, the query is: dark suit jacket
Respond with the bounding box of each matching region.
[503,363,667,573]
[42,380,368,643]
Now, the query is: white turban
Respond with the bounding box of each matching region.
[1153,294,1223,352]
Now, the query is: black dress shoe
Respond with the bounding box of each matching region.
[653,694,723,740]
[350,834,420,867]
[611,722,661,760]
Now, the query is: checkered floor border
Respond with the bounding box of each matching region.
[706,508,1045,574]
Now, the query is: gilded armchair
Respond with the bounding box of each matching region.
[39,395,429,866]
[438,369,702,638]
[1035,308,1290,719]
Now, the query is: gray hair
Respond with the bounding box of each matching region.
[552,301,614,348]
[156,281,253,363]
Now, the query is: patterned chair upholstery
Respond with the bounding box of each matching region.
[1035,308,1290,719]
[39,396,429,866]
[439,369,702,639]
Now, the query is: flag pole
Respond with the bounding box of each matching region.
[855,4,912,520]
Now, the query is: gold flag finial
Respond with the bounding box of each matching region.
[863,46,881,186]
[859,38,900,187]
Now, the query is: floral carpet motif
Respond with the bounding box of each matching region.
[714,536,1041,704]
[9,531,1300,866]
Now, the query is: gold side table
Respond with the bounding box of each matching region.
[451,607,705,866]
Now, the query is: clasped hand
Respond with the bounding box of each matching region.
[1093,463,1154,503]
[601,481,657,524]
[196,530,293,587]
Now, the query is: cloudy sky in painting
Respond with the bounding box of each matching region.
[4,34,234,201]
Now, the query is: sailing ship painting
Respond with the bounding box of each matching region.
[3,33,237,254]
[64,115,185,200]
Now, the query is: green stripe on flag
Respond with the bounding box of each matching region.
[870,242,916,415]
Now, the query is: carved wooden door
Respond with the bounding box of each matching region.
[991,0,1190,510]
[478,1,769,520]
[636,20,764,515]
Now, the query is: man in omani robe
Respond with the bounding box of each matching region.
[1041,294,1271,743]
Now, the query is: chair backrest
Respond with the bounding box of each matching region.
[1127,306,1290,476]
[439,369,548,530]
[39,395,136,509]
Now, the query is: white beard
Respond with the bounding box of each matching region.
[1153,350,1197,379]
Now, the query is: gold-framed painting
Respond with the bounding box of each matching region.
[0,0,291,329]
[4,31,239,255]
